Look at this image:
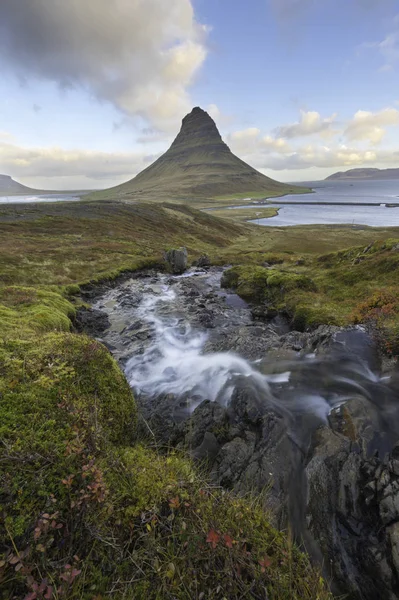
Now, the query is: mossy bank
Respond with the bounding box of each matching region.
[221,239,399,356]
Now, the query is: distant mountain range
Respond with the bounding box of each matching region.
[90,107,309,202]
[0,174,42,196]
[326,168,399,181]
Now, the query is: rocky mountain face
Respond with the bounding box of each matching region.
[91,107,307,201]
[0,174,39,195]
[326,168,399,180]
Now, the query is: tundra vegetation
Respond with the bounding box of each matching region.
[1,198,398,598]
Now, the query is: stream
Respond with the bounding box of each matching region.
[84,266,399,599]
[93,267,393,432]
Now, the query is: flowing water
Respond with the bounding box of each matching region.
[93,268,398,441]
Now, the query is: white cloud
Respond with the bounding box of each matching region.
[254,143,399,172]
[275,110,337,138]
[228,128,291,155]
[0,137,156,189]
[344,108,399,144]
[0,0,208,130]
[226,104,399,175]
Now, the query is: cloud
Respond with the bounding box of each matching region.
[0,136,157,189]
[275,110,337,138]
[228,128,291,155]
[254,144,399,172]
[227,104,399,174]
[0,0,208,130]
[344,108,399,144]
[360,16,399,71]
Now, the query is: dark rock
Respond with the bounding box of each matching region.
[193,255,211,268]
[164,247,188,274]
[191,431,220,463]
[74,307,110,335]
[305,397,399,599]
[251,305,278,321]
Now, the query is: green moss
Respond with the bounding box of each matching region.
[222,240,399,354]
[222,265,316,305]
[0,286,75,338]
[0,335,331,599]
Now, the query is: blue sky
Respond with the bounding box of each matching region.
[0,0,398,189]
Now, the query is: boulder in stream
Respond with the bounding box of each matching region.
[164,247,188,274]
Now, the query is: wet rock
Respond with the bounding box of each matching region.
[191,431,220,463]
[193,254,211,268]
[305,398,399,599]
[251,304,278,321]
[164,247,188,274]
[74,307,110,335]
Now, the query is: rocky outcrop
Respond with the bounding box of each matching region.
[306,396,399,599]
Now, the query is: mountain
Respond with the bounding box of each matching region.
[0,174,41,196]
[326,168,399,181]
[90,107,308,202]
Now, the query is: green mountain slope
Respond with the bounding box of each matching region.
[90,107,309,203]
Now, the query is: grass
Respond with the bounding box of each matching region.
[221,238,399,355]
[211,187,312,203]
[205,206,279,222]
[0,199,337,599]
[0,201,241,287]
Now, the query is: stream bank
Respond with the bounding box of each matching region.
[77,266,399,600]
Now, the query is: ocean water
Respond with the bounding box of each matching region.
[249,179,399,227]
[0,194,80,204]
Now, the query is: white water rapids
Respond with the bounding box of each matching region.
[125,280,289,411]
[115,273,383,421]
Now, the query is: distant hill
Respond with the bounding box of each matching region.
[0,174,42,196]
[90,107,309,203]
[326,168,399,181]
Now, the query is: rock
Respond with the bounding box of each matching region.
[193,255,211,268]
[388,522,399,577]
[88,265,399,600]
[191,432,220,463]
[164,247,188,274]
[251,305,278,321]
[305,397,399,599]
[74,307,110,335]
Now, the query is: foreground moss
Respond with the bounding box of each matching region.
[0,333,331,599]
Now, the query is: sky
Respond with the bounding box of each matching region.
[0,0,399,190]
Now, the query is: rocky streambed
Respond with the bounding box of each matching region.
[77,266,399,599]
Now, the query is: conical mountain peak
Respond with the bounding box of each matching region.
[170,106,226,151]
[91,107,307,201]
